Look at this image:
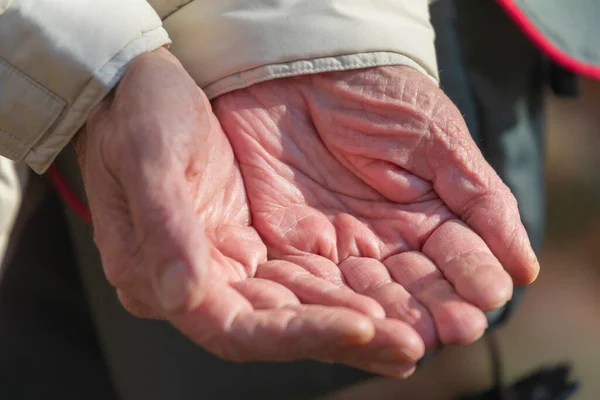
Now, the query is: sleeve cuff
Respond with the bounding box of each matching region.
[0,0,170,173]
[23,27,170,173]
[164,0,437,99]
[203,51,437,100]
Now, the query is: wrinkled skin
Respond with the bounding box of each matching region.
[77,49,538,378]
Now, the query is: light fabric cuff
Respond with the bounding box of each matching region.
[163,0,438,100]
[0,0,170,173]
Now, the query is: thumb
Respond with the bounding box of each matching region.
[122,162,210,315]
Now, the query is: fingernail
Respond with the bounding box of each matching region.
[369,362,416,379]
[154,260,196,313]
[375,348,413,363]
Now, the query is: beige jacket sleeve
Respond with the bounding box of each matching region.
[0,0,170,173]
[0,0,436,174]
[158,0,437,99]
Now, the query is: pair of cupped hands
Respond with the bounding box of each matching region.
[76,48,538,378]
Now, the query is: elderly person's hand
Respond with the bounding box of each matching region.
[76,48,538,378]
[214,65,539,350]
[77,48,424,378]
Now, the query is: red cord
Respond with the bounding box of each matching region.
[47,164,93,225]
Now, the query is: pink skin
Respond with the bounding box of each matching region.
[77,48,538,379]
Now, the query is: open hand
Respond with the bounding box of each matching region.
[214,66,539,351]
[77,49,428,378]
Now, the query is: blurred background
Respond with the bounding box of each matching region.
[1,1,599,399]
[326,77,600,400]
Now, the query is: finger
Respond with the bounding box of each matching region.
[343,156,435,204]
[170,284,377,362]
[422,220,513,311]
[282,254,346,285]
[257,260,385,318]
[385,251,488,345]
[339,257,438,351]
[123,163,210,315]
[232,278,300,309]
[428,110,539,285]
[340,318,424,378]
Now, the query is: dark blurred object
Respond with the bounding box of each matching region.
[547,61,580,98]
[0,181,118,400]
[457,334,580,400]
[458,364,579,400]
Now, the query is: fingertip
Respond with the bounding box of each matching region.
[469,270,514,312]
[373,320,425,362]
[511,253,540,286]
[403,328,426,361]
[439,306,488,345]
[345,316,377,346]
[484,287,513,312]
[526,259,541,284]
[463,316,488,344]
[490,220,540,286]
[417,319,440,353]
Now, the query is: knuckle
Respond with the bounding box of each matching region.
[145,200,177,230]
[132,205,182,258]
[140,202,183,244]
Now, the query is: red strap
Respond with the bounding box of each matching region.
[47,163,93,224]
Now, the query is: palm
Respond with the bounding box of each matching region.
[212,106,456,350]
[167,99,431,377]
[213,66,536,349]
